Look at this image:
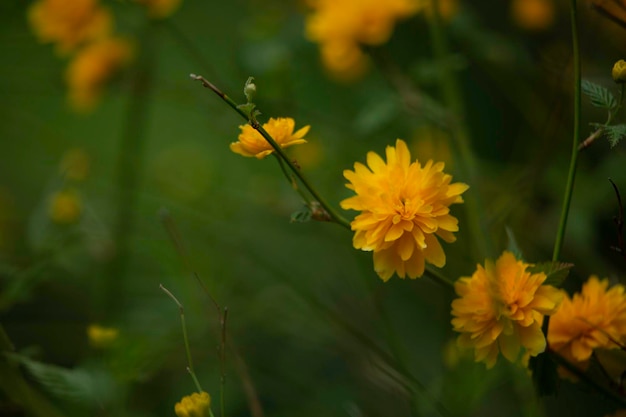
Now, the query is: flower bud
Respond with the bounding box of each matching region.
[243,77,256,102]
[612,59,626,84]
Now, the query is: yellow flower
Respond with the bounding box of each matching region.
[87,324,119,348]
[340,139,467,281]
[230,117,309,159]
[548,276,626,364]
[65,37,133,111]
[451,251,563,368]
[510,0,555,31]
[305,0,423,80]
[613,60,626,84]
[49,189,82,224]
[28,0,112,55]
[175,392,211,417]
[133,0,182,19]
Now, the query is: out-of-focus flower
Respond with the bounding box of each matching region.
[613,59,626,84]
[49,189,82,224]
[28,0,112,55]
[548,276,626,365]
[231,117,309,159]
[87,324,119,348]
[133,0,182,19]
[59,148,91,181]
[340,139,467,281]
[510,0,555,31]
[175,392,211,417]
[65,37,133,111]
[305,0,423,80]
[451,251,562,368]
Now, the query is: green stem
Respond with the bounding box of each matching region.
[552,0,581,263]
[160,284,204,393]
[426,0,491,259]
[190,75,351,230]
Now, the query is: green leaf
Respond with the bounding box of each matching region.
[527,261,574,288]
[581,80,617,110]
[605,124,626,148]
[290,206,312,223]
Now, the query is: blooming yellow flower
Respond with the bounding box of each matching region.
[87,324,119,348]
[548,276,626,364]
[133,0,182,19]
[451,251,563,368]
[340,139,467,281]
[230,117,309,159]
[175,392,211,417]
[613,59,626,84]
[305,0,423,80]
[510,0,555,31]
[28,0,112,55]
[49,189,82,224]
[65,37,133,111]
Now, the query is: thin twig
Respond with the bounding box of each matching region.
[609,179,626,259]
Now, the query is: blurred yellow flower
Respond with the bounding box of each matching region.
[451,251,562,368]
[231,117,309,159]
[28,0,112,55]
[548,276,626,364]
[175,392,211,417]
[134,0,182,19]
[59,148,91,181]
[87,324,119,348]
[510,0,555,31]
[65,37,133,111]
[613,59,626,84]
[49,189,82,224]
[305,0,423,80]
[340,139,467,281]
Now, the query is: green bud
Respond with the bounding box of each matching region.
[612,60,626,84]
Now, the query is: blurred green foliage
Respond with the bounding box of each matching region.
[1,0,626,416]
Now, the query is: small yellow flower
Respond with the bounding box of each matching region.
[65,37,133,111]
[613,60,626,84]
[133,0,182,19]
[451,251,562,368]
[510,0,555,31]
[548,276,626,364]
[28,0,112,55]
[175,392,211,417]
[305,0,423,80]
[230,117,309,159]
[59,148,91,181]
[341,139,467,281]
[87,324,119,348]
[49,189,82,224]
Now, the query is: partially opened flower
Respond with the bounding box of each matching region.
[548,276,626,365]
[65,37,133,111]
[175,392,211,417]
[28,0,112,55]
[341,139,467,281]
[451,251,562,368]
[230,117,309,159]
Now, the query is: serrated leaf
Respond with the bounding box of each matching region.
[582,80,617,110]
[5,353,104,406]
[527,261,573,288]
[605,124,626,148]
[505,227,523,259]
[290,206,312,223]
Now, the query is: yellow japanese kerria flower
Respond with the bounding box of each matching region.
[49,189,82,224]
[87,324,119,348]
[175,392,211,417]
[28,0,112,55]
[510,0,555,31]
[305,0,423,80]
[340,139,467,281]
[231,117,309,159]
[548,276,626,365]
[613,59,626,84]
[65,37,133,111]
[133,0,182,19]
[451,251,562,369]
